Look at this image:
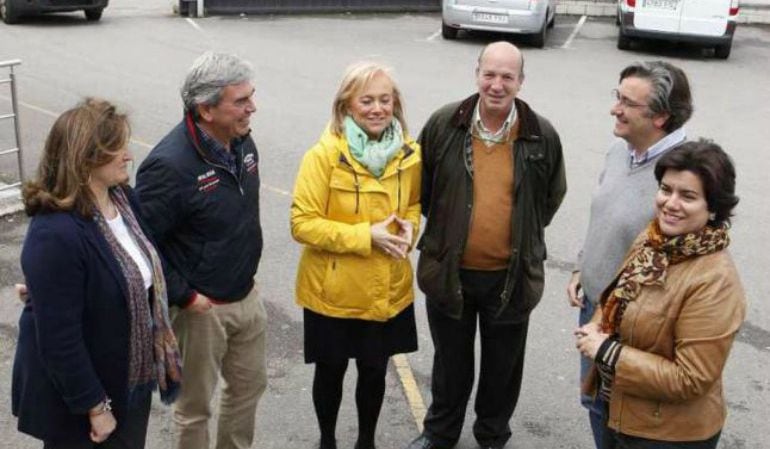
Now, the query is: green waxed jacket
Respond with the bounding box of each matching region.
[416,94,567,322]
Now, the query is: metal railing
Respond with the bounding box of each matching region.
[0,59,24,192]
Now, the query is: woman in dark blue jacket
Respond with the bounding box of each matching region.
[12,98,182,449]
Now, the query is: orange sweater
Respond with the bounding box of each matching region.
[461,122,519,270]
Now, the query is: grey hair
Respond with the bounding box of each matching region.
[619,61,693,132]
[181,52,254,118]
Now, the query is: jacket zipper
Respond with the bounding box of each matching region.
[499,138,522,307]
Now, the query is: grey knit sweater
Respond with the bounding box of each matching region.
[578,139,673,303]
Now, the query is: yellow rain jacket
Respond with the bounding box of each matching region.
[291,127,421,321]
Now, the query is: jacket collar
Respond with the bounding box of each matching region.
[183,112,250,166]
[451,93,543,141]
[71,211,130,300]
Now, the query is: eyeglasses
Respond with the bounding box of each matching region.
[611,89,648,110]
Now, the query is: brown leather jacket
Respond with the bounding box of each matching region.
[585,240,746,441]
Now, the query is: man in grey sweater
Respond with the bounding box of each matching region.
[566,61,693,449]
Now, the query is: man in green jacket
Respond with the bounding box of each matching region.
[407,41,566,449]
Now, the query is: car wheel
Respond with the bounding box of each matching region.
[547,8,555,29]
[1,0,21,24]
[617,30,632,50]
[84,7,103,21]
[442,21,458,40]
[714,41,732,59]
[531,18,547,48]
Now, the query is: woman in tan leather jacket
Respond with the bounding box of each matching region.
[575,139,745,449]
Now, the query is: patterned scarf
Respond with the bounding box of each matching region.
[343,115,404,177]
[93,186,182,404]
[600,220,730,335]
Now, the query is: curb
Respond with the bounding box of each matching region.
[0,185,23,218]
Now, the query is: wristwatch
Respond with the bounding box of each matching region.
[89,397,112,416]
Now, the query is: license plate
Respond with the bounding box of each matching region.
[643,0,679,10]
[472,12,509,24]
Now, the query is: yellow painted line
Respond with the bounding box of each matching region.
[393,353,427,432]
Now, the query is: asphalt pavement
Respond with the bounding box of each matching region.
[1,2,769,448]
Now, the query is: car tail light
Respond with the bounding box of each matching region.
[626,0,636,7]
[729,0,739,16]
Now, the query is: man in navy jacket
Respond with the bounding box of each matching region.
[135,52,266,449]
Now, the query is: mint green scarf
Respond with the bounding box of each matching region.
[343,116,404,177]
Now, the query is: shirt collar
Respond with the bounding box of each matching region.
[196,124,239,174]
[472,100,517,144]
[628,127,687,167]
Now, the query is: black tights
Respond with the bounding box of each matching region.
[312,357,388,449]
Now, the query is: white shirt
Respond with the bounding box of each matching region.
[107,212,153,289]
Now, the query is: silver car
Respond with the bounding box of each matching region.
[442,0,556,47]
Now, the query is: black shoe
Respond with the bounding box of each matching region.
[318,440,337,449]
[406,434,444,449]
[354,442,376,449]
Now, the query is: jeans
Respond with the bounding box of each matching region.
[580,297,604,449]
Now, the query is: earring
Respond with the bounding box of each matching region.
[709,212,716,221]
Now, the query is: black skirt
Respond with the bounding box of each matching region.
[303,304,418,364]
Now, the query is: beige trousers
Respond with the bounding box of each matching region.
[171,286,267,449]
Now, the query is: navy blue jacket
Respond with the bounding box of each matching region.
[12,188,148,443]
[135,117,262,306]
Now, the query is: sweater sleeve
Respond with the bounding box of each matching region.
[22,219,105,414]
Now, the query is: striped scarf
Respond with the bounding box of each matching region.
[93,186,182,404]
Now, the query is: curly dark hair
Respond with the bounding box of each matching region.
[654,139,739,227]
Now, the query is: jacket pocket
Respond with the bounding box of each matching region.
[416,247,452,300]
[321,254,372,309]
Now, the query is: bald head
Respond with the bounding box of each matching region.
[477,41,524,80]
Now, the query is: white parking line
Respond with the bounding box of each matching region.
[426,29,441,41]
[186,17,204,33]
[562,15,587,49]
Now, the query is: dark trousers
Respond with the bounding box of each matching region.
[43,389,152,449]
[602,427,721,449]
[423,269,529,448]
[313,357,389,449]
[600,400,721,449]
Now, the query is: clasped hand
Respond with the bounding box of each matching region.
[371,214,413,259]
[574,322,609,360]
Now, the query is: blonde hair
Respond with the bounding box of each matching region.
[23,98,130,217]
[330,61,407,136]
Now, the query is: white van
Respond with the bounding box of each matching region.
[616,0,739,59]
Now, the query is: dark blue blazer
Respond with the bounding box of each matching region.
[12,189,148,443]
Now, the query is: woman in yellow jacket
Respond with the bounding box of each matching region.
[291,61,421,449]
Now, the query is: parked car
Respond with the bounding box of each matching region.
[441,0,556,48]
[616,0,739,59]
[1,0,108,24]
